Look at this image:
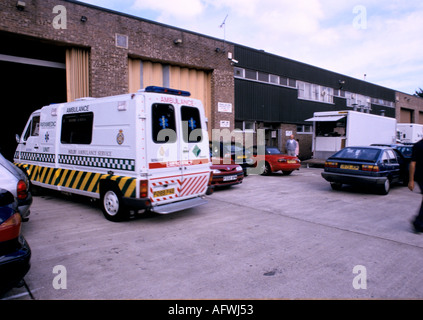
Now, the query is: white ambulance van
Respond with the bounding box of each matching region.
[14,86,213,221]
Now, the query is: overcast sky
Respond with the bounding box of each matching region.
[77,0,423,95]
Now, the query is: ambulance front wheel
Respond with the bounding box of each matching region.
[100,187,128,222]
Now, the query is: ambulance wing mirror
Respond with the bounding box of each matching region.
[15,134,20,144]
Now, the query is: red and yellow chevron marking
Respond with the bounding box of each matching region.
[149,173,209,203]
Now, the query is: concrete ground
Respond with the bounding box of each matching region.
[2,167,423,300]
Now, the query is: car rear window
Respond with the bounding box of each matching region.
[332,148,381,161]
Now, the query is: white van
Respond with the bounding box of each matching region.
[14,86,212,221]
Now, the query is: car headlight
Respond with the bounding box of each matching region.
[235,166,243,172]
[212,169,221,174]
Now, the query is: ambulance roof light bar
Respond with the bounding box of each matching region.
[143,86,191,97]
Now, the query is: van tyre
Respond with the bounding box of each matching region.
[100,187,128,222]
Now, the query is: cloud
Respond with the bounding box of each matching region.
[132,0,205,19]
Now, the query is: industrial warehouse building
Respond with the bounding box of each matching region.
[1,0,422,161]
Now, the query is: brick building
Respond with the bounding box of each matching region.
[0,0,235,160]
[396,91,423,124]
[1,0,423,161]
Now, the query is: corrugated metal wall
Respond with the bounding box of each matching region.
[234,45,396,124]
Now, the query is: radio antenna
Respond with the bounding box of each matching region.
[219,14,228,50]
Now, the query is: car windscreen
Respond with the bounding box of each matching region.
[331,148,381,161]
[396,146,412,158]
[266,147,282,155]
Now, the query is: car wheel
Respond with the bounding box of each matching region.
[261,162,272,176]
[379,179,390,195]
[100,187,128,222]
[330,182,342,191]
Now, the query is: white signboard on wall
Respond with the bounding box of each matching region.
[218,102,232,113]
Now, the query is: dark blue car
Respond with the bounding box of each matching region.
[0,189,31,296]
[321,146,404,195]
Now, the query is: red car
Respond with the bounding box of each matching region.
[210,156,244,187]
[251,146,301,175]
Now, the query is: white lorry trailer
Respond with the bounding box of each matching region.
[305,110,397,160]
[397,123,423,144]
[14,86,212,221]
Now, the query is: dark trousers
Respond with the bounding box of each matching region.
[414,181,423,231]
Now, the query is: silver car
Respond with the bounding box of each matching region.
[0,153,32,221]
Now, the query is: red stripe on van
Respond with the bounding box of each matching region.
[148,158,209,169]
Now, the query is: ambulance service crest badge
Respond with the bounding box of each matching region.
[116,129,124,145]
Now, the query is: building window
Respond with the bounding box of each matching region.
[334,89,346,98]
[297,125,313,134]
[235,121,255,132]
[288,78,296,88]
[269,74,279,84]
[234,67,244,78]
[279,77,288,86]
[297,81,334,104]
[258,71,269,82]
[244,121,255,132]
[245,69,257,80]
[233,67,296,89]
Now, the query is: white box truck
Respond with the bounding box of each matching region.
[14,86,212,221]
[305,110,397,160]
[397,123,423,144]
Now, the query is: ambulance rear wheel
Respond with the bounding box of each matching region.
[100,187,128,222]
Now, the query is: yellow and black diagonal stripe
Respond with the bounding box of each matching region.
[15,163,136,198]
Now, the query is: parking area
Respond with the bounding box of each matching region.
[2,166,423,300]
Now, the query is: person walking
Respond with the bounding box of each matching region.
[286,134,297,157]
[408,138,423,233]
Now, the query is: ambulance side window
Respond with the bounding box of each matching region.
[152,104,176,143]
[181,106,202,143]
[23,116,40,141]
[61,112,94,144]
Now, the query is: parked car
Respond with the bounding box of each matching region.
[210,151,244,187]
[371,143,413,185]
[249,146,301,175]
[0,189,31,296]
[210,141,254,175]
[321,146,404,195]
[0,152,32,221]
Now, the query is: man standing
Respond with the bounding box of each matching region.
[408,138,423,233]
[286,134,297,157]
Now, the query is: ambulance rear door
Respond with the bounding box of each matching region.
[145,93,184,208]
[144,87,210,212]
[178,101,211,199]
